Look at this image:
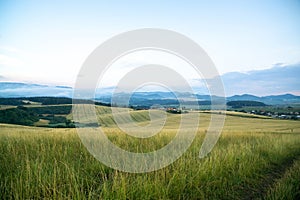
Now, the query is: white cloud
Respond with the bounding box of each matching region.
[0,54,24,67]
[0,46,20,53]
[98,50,205,89]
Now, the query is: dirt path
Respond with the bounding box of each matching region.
[245,155,300,200]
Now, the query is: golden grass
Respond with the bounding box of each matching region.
[1,110,300,199]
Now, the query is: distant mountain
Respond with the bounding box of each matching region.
[227,94,261,101]
[221,63,300,96]
[1,63,300,105]
[1,82,300,105]
[227,93,300,105]
[98,92,300,106]
[0,82,72,97]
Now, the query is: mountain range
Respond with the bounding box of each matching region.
[0,63,299,105]
[0,82,299,105]
[221,63,300,96]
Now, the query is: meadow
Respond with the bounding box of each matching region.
[0,106,300,199]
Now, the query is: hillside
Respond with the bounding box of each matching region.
[1,82,300,105]
[1,111,300,199]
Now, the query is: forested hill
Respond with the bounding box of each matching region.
[0,97,110,106]
[227,100,266,108]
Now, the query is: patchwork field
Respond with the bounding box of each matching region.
[1,106,300,199]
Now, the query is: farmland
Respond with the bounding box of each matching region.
[1,105,300,199]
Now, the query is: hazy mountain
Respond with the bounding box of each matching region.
[221,63,300,96]
[0,81,299,105]
[227,94,262,101]
[100,92,300,105]
[0,82,72,97]
[227,94,300,105]
[0,63,299,104]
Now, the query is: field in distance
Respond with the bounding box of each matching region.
[1,106,300,199]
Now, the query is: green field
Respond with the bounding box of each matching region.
[1,106,300,199]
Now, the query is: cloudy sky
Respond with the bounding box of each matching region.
[0,0,300,90]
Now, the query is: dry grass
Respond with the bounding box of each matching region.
[1,109,300,199]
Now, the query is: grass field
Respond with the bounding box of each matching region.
[1,106,300,199]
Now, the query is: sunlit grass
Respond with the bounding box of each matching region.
[1,111,300,199]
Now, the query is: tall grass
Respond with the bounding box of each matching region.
[1,111,300,199]
[265,159,300,200]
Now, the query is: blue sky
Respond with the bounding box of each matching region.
[0,0,300,86]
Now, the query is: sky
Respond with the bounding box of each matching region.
[0,0,300,88]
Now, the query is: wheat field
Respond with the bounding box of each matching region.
[1,106,300,199]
